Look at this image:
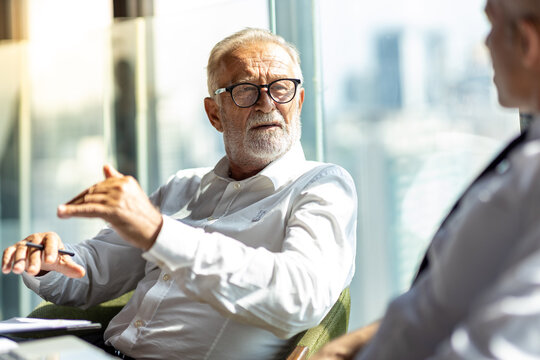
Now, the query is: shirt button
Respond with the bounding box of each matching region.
[162,274,170,281]
[233,183,241,190]
[207,216,216,221]
[134,320,144,328]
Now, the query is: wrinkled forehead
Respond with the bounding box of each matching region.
[217,42,299,85]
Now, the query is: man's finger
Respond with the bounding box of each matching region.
[42,233,59,264]
[26,244,43,276]
[12,244,29,274]
[103,164,123,179]
[65,187,91,205]
[57,257,86,278]
[57,203,111,219]
[2,246,17,274]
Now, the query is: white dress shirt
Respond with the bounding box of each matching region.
[24,143,357,360]
[356,118,540,360]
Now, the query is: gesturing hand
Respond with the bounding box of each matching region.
[2,232,85,278]
[57,164,163,250]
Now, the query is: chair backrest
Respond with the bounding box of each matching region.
[286,288,351,360]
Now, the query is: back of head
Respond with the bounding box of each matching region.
[206,28,302,96]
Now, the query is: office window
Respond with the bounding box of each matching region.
[0,0,269,319]
[0,0,113,320]
[316,0,518,329]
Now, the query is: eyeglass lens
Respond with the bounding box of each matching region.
[232,79,297,107]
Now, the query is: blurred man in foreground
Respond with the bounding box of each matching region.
[314,0,540,358]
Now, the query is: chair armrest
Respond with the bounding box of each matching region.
[286,288,351,359]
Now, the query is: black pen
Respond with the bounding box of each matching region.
[25,242,75,257]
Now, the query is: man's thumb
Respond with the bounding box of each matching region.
[103,164,123,179]
[59,258,86,279]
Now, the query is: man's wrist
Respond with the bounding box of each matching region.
[144,213,164,251]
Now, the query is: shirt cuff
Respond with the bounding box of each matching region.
[22,271,59,294]
[142,215,201,271]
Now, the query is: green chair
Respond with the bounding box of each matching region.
[286,288,350,360]
[24,288,350,360]
[22,291,134,340]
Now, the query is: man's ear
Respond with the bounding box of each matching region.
[204,97,224,133]
[297,87,305,114]
[518,19,540,69]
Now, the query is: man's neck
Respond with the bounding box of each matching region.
[228,163,265,180]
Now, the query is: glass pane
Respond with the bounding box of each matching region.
[0,0,270,319]
[0,0,113,319]
[319,0,519,330]
[152,0,269,184]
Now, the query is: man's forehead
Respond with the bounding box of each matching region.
[218,43,297,83]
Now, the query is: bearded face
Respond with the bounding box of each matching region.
[221,108,301,169]
[204,41,305,178]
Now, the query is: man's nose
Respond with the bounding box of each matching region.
[253,88,275,113]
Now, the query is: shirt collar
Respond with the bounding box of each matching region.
[258,141,306,189]
[202,142,306,190]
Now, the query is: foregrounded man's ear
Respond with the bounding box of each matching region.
[204,97,224,133]
[518,19,540,69]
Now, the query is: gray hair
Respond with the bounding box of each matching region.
[206,28,303,97]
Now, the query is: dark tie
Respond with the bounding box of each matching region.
[412,129,529,284]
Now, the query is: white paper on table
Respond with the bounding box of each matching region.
[0,317,98,334]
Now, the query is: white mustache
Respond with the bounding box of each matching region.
[247,111,285,129]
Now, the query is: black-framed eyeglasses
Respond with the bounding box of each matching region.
[214,78,302,108]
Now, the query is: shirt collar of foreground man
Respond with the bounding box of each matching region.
[3,28,357,360]
[312,0,540,359]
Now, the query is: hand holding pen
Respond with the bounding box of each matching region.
[1,232,85,278]
[25,242,75,257]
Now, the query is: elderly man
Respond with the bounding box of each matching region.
[313,0,540,359]
[2,28,357,360]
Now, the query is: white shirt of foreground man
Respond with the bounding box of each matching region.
[3,28,357,360]
[354,0,540,359]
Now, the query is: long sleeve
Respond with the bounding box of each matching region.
[430,247,540,359]
[23,227,147,308]
[143,165,357,339]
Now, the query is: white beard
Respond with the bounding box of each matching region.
[222,110,301,169]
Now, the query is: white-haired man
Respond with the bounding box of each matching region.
[313,0,540,359]
[2,28,357,360]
